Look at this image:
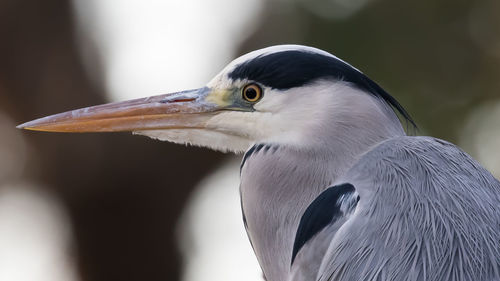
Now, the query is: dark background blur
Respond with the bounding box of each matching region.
[0,0,499,280]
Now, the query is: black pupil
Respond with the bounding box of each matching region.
[245,87,258,100]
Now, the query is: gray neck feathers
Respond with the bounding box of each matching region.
[240,86,406,281]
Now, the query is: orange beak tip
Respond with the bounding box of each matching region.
[16,123,30,130]
[15,87,217,133]
[17,120,42,131]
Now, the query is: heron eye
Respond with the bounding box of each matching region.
[242,83,263,103]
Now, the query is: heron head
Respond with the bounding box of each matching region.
[18,45,414,153]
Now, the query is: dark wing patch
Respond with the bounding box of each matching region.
[291,183,358,265]
[228,50,416,129]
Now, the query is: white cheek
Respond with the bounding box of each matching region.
[250,86,334,144]
[253,90,288,113]
[205,111,271,140]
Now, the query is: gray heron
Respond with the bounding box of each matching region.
[18,45,500,281]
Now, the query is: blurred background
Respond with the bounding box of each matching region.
[0,0,499,280]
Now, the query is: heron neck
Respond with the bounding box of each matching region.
[240,95,406,281]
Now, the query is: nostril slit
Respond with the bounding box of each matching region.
[160,98,196,104]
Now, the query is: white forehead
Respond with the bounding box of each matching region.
[207,44,353,88]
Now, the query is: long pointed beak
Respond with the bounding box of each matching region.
[17,87,220,133]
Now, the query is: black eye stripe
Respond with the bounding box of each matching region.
[228,50,416,129]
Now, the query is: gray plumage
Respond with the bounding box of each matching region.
[242,136,500,281]
[233,47,500,281]
[317,137,500,281]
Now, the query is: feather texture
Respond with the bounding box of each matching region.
[312,137,500,281]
